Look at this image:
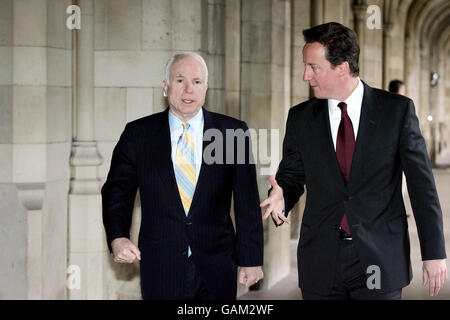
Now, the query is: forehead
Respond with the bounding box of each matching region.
[170,56,206,78]
[302,42,327,62]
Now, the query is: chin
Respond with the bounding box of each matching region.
[179,106,201,118]
[182,106,200,114]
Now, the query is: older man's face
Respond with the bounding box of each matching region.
[163,56,208,122]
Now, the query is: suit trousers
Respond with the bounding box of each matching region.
[301,239,402,300]
[184,256,210,300]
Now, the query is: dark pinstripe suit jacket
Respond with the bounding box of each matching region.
[276,82,446,294]
[102,108,263,299]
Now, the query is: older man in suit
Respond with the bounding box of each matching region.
[261,22,447,300]
[102,52,263,300]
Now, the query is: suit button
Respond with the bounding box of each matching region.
[187,222,192,226]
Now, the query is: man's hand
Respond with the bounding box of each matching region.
[423,259,447,296]
[238,266,264,287]
[260,176,290,226]
[111,237,141,263]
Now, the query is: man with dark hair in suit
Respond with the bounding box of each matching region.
[261,22,447,300]
[102,52,263,300]
[389,79,406,96]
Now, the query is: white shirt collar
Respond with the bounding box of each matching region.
[328,77,364,119]
[168,108,204,137]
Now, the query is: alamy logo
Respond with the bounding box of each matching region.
[66,5,81,30]
[202,128,279,176]
[366,265,381,289]
[366,5,382,30]
[66,265,81,290]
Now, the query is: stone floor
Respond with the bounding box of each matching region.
[240,168,450,300]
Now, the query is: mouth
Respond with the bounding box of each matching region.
[182,99,194,104]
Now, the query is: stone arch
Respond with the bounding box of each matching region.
[434,25,450,158]
[382,0,413,89]
[404,0,450,157]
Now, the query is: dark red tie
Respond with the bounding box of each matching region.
[336,102,354,235]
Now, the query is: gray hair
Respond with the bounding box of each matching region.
[164,52,208,85]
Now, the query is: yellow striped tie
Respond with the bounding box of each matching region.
[175,122,196,214]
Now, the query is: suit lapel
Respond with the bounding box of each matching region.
[347,82,381,189]
[188,108,212,217]
[309,99,346,191]
[153,109,186,217]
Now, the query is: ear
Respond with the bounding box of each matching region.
[338,62,350,76]
[162,80,168,97]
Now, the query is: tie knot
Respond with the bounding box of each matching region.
[182,122,190,130]
[338,102,347,115]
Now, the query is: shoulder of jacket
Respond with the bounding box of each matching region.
[205,109,248,130]
[289,98,318,116]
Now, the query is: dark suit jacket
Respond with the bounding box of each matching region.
[102,108,263,300]
[276,81,446,294]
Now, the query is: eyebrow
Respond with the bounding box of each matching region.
[174,74,203,82]
[175,74,202,79]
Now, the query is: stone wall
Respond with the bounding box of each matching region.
[0,0,72,299]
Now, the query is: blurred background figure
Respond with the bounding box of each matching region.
[389,79,406,96]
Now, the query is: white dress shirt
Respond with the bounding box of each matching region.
[328,78,364,151]
[168,108,204,181]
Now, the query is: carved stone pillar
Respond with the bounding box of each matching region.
[382,22,394,89]
[240,0,292,291]
[353,2,367,80]
[68,0,105,299]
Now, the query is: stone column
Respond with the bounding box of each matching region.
[382,3,409,90]
[429,46,441,164]
[225,0,240,118]
[203,0,226,115]
[13,0,49,298]
[382,22,394,89]
[0,0,23,299]
[68,0,105,299]
[404,35,421,112]
[311,0,324,25]
[290,0,310,240]
[240,0,291,290]
[353,1,367,81]
[419,46,431,151]
[354,0,383,87]
[0,0,48,299]
[70,0,102,194]
[292,0,311,105]
[1,0,71,300]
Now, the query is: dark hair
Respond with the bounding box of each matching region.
[388,80,404,93]
[303,22,360,76]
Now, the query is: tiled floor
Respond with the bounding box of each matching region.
[240,169,450,300]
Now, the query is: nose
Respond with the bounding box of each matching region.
[303,65,312,82]
[184,81,193,93]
